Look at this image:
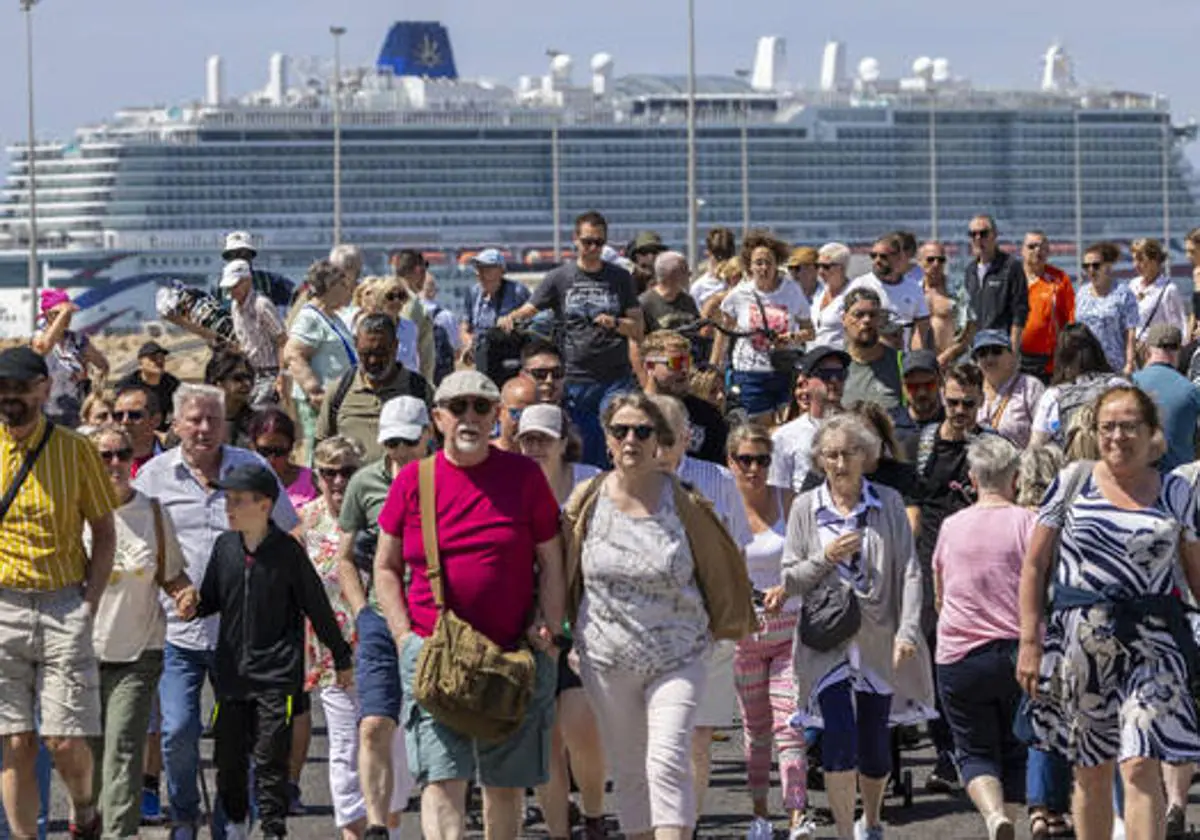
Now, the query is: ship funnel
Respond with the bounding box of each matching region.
[206,55,223,106]
[268,53,288,105]
[591,52,614,96]
[550,53,573,88]
[751,36,786,91]
[1041,43,1073,92]
[819,41,845,92]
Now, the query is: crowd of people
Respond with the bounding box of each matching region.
[5,212,1200,840]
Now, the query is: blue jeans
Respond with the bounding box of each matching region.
[565,376,636,469]
[1026,747,1071,813]
[0,744,51,840]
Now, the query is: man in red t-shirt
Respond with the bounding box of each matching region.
[375,370,565,840]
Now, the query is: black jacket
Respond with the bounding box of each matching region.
[197,524,352,698]
[963,250,1029,333]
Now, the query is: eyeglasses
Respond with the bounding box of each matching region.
[1082,262,1105,272]
[968,229,993,239]
[647,355,690,373]
[255,445,291,459]
[98,448,133,463]
[318,466,358,482]
[1024,242,1045,251]
[945,397,978,410]
[923,256,947,265]
[384,291,407,302]
[869,251,894,261]
[811,367,848,383]
[384,436,421,449]
[816,262,838,270]
[820,448,862,462]
[788,264,812,272]
[441,397,495,417]
[975,345,1006,359]
[578,237,606,248]
[525,366,564,382]
[733,453,772,469]
[113,410,146,422]
[1097,420,1145,437]
[607,423,655,442]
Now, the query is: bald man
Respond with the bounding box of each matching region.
[493,375,535,452]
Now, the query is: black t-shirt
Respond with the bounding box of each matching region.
[907,432,974,563]
[530,262,639,384]
[640,288,700,335]
[682,394,728,465]
[116,370,181,431]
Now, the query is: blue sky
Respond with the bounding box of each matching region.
[2,0,1200,166]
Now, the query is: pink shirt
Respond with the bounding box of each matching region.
[377,449,560,650]
[287,467,320,512]
[932,503,1034,665]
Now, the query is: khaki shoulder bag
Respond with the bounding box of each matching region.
[411,456,537,744]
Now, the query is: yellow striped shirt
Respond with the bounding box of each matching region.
[0,415,120,590]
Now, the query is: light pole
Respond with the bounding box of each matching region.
[551,122,562,261]
[928,89,938,241]
[21,0,40,330]
[1162,115,1172,245]
[1074,108,1083,269]
[685,0,698,270]
[330,25,346,247]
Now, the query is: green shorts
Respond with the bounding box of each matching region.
[399,633,556,788]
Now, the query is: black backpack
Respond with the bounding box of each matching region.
[425,303,457,386]
[326,365,432,436]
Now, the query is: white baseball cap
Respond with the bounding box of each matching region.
[219,259,253,289]
[377,396,430,443]
[517,404,565,439]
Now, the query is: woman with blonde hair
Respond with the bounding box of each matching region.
[1129,237,1187,341]
[367,276,422,374]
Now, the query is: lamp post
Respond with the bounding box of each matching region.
[21,0,40,330]
[685,0,698,270]
[1074,107,1083,269]
[330,25,346,247]
[928,88,938,241]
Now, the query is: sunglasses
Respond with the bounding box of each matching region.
[98,448,133,463]
[968,229,993,239]
[113,410,146,422]
[384,436,421,449]
[384,291,407,302]
[607,423,655,442]
[578,237,606,248]
[904,380,939,393]
[811,367,848,383]
[1082,261,1105,271]
[733,453,772,469]
[647,355,690,373]
[1024,242,1045,250]
[525,366,564,382]
[975,345,1006,358]
[869,252,894,261]
[945,397,978,409]
[788,264,813,272]
[816,262,838,270]
[256,445,291,459]
[923,256,947,264]
[441,397,495,417]
[318,466,358,482]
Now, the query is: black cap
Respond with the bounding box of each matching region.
[137,341,169,359]
[0,346,49,381]
[798,346,851,375]
[901,349,939,376]
[214,464,279,503]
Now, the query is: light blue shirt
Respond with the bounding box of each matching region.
[134,445,300,650]
[677,455,753,549]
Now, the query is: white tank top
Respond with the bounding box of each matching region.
[743,491,791,609]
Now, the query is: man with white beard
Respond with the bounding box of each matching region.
[373,370,566,840]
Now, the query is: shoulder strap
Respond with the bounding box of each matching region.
[417,456,444,611]
[0,421,54,527]
[326,367,358,436]
[151,498,167,586]
[304,303,358,367]
[1136,282,1168,341]
[916,423,939,477]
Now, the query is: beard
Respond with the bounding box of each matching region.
[0,400,36,428]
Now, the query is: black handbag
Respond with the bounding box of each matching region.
[798,577,862,653]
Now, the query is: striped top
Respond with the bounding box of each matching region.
[0,415,120,590]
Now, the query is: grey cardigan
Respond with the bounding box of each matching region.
[782,481,934,710]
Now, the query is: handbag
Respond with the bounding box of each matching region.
[411,456,537,744]
[0,421,54,525]
[798,576,862,652]
[751,291,800,375]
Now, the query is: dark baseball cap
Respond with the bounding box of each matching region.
[901,349,939,376]
[0,346,49,381]
[214,463,279,503]
[971,329,1011,354]
[137,341,169,359]
[798,346,851,376]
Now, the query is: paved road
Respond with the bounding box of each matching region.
[45,704,1200,838]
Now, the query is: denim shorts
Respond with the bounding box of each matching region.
[354,608,402,722]
[730,369,791,417]
[399,633,556,788]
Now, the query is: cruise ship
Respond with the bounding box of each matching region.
[0,21,1197,337]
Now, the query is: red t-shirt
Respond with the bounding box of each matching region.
[377,448,560,650]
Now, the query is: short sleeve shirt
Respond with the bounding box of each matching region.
[288,305,357,400]
[231,290,285,373]
[530,262,639,383]
[719,279,811,373]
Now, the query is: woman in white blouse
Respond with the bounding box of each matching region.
[1129,237,1187,342]
[810,242,852,350]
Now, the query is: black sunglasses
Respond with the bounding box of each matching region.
[608,423,655,442]
[733,453,772,469]
[1082,261,1105,271]
[113,410,146,422]
[924,256,947,264]
[869,251,894,260]
[98,448,133,463]
[256,445,291,459]
[968,229,993,239]
[441,397,495,417]
[945,397,978,409]
[816,262,838,270]
[578,237,606,248]
[811,367,848,383]
[318,466,357,482]
[384,436,421,449]
[525,366,564,382]
[384,291,407,302]
[975,345,1006,358]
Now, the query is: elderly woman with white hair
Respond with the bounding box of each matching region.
[810,242,852,349]
[932,435,1034,840]
[769,413,931,840]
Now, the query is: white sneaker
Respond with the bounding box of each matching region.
[986,813,1015,840]
[1112,817,1126,840]
[789,814,818,839]
[854,817,884,840]
[224,820,251,840]
[747,816,773,840]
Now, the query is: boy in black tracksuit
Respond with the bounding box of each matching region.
[197,464,353,839]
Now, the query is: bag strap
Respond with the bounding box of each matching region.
[326,367,358,436]
[1136,282,1168,342]
[304,303,358,367]
[151,498,167,587]
[417,456,444,611]
[0,420,54,527]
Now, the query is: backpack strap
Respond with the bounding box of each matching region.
[326,367,358,437]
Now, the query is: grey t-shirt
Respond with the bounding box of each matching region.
[530,261,639,384]
[843,349,904,413]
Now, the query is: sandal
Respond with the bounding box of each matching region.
[1030,813,1050,840]
[1046,814,1074,838]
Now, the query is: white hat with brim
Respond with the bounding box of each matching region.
[222,230,257,259]
[377,396,430,443]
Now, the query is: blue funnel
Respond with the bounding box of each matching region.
[377,22,458,79]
